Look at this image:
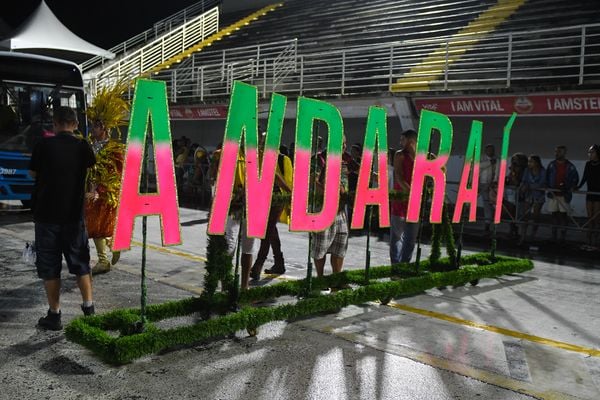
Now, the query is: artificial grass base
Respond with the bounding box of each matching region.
[66,252,533,364]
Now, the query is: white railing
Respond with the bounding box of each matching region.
[174,39,298,80]
[154,23,600,102]
[154,39,298,101]
[80,0,221,72]
[92,6,219,90]
[271,40,298,91]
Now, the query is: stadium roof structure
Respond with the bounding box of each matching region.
[0,0,114,62]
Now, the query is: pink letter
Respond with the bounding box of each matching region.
[494,113,518,223]
[406,110,452,224]
[113,80,181,251]
[452,120,482,223]
[351,106,390,229]
[207,81,287,238]
[290,97,344,232]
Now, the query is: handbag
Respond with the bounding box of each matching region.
[22,241,36,264]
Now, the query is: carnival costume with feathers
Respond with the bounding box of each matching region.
[85,83,128,254]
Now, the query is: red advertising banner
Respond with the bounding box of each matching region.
[413,93,600,116]
[169,105,228,120]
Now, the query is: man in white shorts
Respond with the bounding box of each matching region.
[310,136,350,284]
[224,150,256,290]
[545,145,579,243]
[225,217,256,290]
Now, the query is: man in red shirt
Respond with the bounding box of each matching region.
[390,129,419,264]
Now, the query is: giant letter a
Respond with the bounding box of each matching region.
[112,79,181,251]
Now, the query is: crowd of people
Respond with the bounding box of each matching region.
[479,143,600,247]
[172,136,211,203]
[211,130,600,291]
[27,107,599,330]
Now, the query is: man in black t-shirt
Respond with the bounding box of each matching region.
[29,107,97,330]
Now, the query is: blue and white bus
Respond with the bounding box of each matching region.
[0,52,87,207]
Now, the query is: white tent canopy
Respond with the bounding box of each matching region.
[0,1,114,60]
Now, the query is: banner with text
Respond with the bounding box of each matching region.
[414,93,600,116]
[169,105,228,120]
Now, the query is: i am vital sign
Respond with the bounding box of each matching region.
[111,80,516,251]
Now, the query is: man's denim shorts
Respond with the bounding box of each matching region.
[34,219,91,280]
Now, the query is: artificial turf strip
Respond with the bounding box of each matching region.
[65,253,533,364]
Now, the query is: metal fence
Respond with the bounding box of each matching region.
[91,6,220,92]
[150,22,600,102]
[166,39,298,102]
[444,182,600,246]
[80,0,221,72]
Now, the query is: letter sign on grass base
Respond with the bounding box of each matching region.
[113,79,181,251]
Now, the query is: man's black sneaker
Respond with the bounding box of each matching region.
[81,304,95,316]
[38,310,62,331]
[249,267,261,281]
[264,267,285,275]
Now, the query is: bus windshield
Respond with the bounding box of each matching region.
[0,53,87,204]
[0,82,86,154]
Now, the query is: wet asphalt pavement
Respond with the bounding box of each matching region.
[0,205,599,400]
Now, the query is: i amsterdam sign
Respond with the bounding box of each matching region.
[414,93,600,116]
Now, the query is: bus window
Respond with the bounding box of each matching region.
[0,53,86,205]
[0,83,86,153]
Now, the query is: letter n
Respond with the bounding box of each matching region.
[351,106,390,229]
[452,120,482,223]
[207,81,287,238]
[113,79,181,251]
[406,110,452,224]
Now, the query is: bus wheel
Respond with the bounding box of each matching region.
[21,200,32,209]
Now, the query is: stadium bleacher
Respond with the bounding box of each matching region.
[195,0,498,59]
[157,0,599,102]
[496,0,600,32]
[436,0,600,92]
[150,0,600,224]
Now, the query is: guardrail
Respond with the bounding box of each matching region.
[92,6,219,91]
[152,22,600,102]
[165,158,600,249]
[444,181,600,247]
[81,0,221,72]
[157,39,298,102]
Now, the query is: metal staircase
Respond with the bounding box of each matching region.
[87,3,283,92]
[89,6,220,91]
[80,0,221,73]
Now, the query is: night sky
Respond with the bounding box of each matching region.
[2,0,202,49]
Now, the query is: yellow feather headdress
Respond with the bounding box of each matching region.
[86,80,130,138]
